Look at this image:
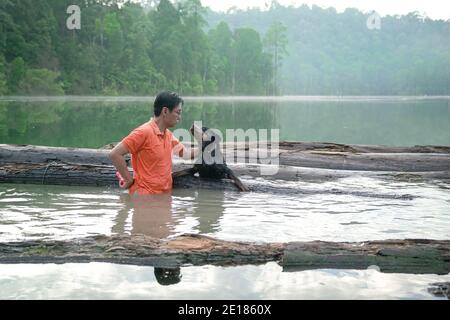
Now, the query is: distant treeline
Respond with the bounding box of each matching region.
[208,3,450,95]
[1,0,449,96]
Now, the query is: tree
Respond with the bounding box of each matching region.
[208,21,233,94]
[8,56,26,93]
[264,21,288,95]
[18,68,64,95]
[233,28,269,94]
[0,54,8,94]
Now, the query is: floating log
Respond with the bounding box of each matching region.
[3,142,450,172]
[283,239,450,275]
[1,144,450,186]
[1,144,449,197]
[0,160,429,199]
[0,235,448,274]
[0,161,245,192]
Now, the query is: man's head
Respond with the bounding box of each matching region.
[154,91,183,128]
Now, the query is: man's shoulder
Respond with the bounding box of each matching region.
[132,121,153,134]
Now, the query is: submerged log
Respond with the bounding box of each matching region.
[0,235,448,274]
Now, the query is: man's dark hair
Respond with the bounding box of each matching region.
[154,91,184,116]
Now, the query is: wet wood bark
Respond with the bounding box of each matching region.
[1,144,449,189]
[3,142,450,172]
[0,235,448,274]
[283,239,450,275]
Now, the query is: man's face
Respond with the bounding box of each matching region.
[163,103,182,128]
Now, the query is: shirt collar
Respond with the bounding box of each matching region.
[149,118,166,137]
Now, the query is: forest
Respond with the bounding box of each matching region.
[0,0,449,96]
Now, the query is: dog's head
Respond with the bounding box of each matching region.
[190,124,224,165]
[190,124,221,151]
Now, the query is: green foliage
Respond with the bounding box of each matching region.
[1,1,447,95]
[0,55,8,94]
[18,68,64,95]
[208,4,450,95]
[8,57,27,92]
[0,0,274,96]
[233,28,269,94]
[264,21,288,95]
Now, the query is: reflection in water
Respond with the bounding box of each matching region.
[427,282,449,299]
[154,267,182,286]
[111,189,226,239]
[188,189,226,235]
[113,193,175,238]
[0,262,449,299]
[130,193,174,239]
[110,190,226,286]
[1,177,449,243]
[0,180,449,290]
[1,97,450,147]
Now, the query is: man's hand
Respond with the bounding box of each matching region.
[116,171,134,189]
[122,177,134,189]
[109,142,134,189]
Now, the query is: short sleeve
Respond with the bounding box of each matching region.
[122,127,147,154]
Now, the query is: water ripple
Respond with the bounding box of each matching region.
[0,176,449,243]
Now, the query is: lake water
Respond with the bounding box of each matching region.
[0,96,449,299]
[0,178,449,243]
[1,262,449,300]
[1,96,450,147]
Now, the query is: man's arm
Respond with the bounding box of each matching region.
[109,142,134,189]
[173,143,199,160]
[184,146,199,160]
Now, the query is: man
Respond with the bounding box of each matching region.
[109,91,196,195]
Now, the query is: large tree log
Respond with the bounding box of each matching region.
[0,161,426,199]
[0,161,241,192]
[3,143,450,172]
[283,239,450,274]
[0,235,448,274]
[1,144,450,184]
[1,144,449,197]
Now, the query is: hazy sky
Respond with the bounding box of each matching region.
[201,0,450,20]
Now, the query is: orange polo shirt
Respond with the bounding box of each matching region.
[122,119,184,195]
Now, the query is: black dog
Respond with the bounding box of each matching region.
[173,124,249,192]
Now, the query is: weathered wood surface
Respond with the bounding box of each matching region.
[283,239,450,275]
[3,142,450,172]
[0,161,424,199]
[0,234,283,267]
[1,144,450,187]
[0,161,242,191]
[0,235,448,274]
